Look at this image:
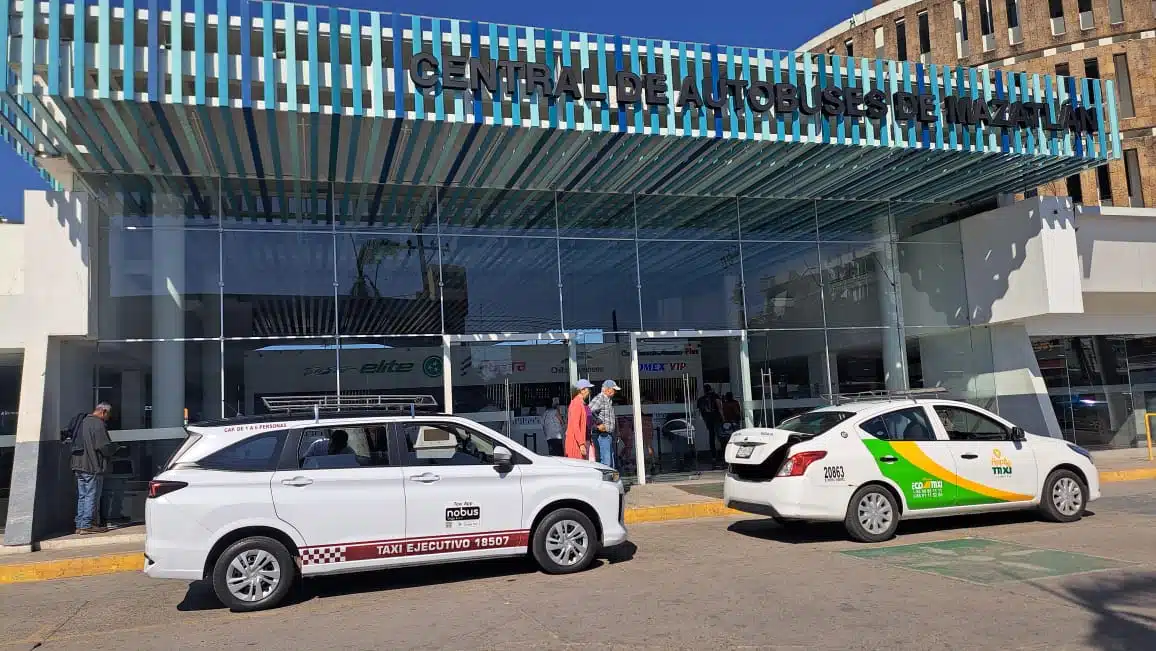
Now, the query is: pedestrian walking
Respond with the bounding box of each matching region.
[70,402,118,534]
[543,397,566,456]
[589,380,622,469]
[697,385,725,466]
[564,380,594,460]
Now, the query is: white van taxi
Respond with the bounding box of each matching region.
[724,393,1099,542]
[143,397,627,611]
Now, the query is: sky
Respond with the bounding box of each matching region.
[0,0,869,222]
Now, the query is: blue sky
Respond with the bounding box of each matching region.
[0,1,868,221]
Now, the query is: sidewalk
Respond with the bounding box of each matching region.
[3,449,1153,584]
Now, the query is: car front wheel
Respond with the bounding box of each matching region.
[211,536,296,612]
[532,508,599,575]
[1040,469,1087,523]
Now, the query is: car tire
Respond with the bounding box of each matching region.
[531,508,599,575]
[844,485,900,543]
[1039,469,1087,523]
[211,536,296,612]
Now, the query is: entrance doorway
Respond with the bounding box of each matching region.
[630,331,750,483]
[447,333,573,455]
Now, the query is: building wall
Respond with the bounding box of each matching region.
[802,0,1156,208]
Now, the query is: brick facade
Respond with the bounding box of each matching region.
[806,0,1156,208]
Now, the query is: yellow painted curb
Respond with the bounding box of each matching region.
[1100,467,1156,483]
[624,501,740,524]
[0,553,143,585]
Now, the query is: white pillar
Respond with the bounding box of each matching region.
[152,219,185,428]
[630,333,646,485]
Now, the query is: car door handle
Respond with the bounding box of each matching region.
[409,473,441,483]
[878,455,898,463]
[281,477,313,487]
[960,454,979,460]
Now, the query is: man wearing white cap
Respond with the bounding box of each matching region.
[589,379,622,469]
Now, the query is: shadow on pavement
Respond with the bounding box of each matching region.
[727,509,1049,544]
[1032,573,1156,650]
[177,542,638,612]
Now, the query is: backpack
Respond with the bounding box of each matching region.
[61,412,87,445]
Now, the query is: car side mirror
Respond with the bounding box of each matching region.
[493,445,514,471]
[1010,427,1026,442]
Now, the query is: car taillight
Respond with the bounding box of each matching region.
[148,480,187,499]
[776,451,827,477]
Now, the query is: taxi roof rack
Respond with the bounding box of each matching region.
[260,394,440,418]
[822,387,949,406]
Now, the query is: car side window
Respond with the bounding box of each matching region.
[297,424,391,469]
[198,431,287,471]
[934,406,1009,442]
[860,407,937,441]
[396,422,499,467]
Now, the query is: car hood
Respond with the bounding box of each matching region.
[549,457,614,472]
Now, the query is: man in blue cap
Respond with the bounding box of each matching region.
[589,379,622,469]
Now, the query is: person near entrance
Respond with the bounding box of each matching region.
[70,402,118,534]
[564,380,594,459]
[590,380,621,469]
[697,385,725,466]
[543,397,566,456]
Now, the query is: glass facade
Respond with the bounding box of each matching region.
[85,176,1004,490]
[1032,336,1156,450]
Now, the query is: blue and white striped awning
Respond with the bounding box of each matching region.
[0,0,1121,209]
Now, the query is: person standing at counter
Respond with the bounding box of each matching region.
[564,380,594,460]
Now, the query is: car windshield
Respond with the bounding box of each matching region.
[776,411,854,436]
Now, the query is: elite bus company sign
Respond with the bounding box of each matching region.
[408,53,1100,136]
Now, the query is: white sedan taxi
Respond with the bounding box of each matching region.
[724,395,1099,542]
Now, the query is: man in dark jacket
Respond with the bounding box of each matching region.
[71,402,116,534]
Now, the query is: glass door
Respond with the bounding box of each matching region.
[448,333,571,455]
[748,330,831,430]
[631,331,750,482]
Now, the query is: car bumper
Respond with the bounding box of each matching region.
[143,539,208,581]
[723,473,848,522]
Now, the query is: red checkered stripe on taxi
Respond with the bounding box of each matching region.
[299,530,531,566]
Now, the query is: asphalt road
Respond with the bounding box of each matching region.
[2,482,1156,651]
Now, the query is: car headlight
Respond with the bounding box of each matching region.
[1067,443,1094,463]
[601,469,620,483]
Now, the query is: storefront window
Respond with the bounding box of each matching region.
[638,240,743,331]
[335,233,443,336]
[558,238,641,332]
[439,235,562,334]
[1031,336,1145,449]
[742,241,824,330]
[224,338,337,417]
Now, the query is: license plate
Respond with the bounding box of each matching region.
[736,446,754,459]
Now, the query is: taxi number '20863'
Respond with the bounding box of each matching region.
[823,466,846,481]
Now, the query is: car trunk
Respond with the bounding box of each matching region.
[724,429,806,482]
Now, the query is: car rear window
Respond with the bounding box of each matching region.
[776,411,854,436]
[197,431,287,472]
[162,431,202,470]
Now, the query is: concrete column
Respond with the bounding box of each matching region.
[201,342,222,422]
[4,189,96,546]
[152,220,185,428]
[120,370,145,429]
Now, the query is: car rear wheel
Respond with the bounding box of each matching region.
[211,536,296,612]
[1039,469,1087,523]
[845,485,900,543]
[532,508,599,575]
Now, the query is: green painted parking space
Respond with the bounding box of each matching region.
[843,538,1131,585]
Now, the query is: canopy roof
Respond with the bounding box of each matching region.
[1,0,1121,209]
